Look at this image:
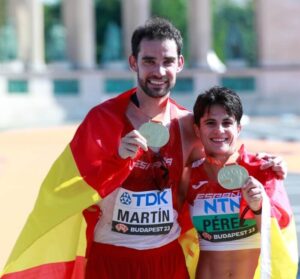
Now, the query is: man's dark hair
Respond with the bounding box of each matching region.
[131,17,183,58]
[193,86,243,125]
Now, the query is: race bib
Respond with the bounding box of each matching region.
[192,194,257,242]
[112,188,174,235]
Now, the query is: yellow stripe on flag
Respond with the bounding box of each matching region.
[254,217,298,279]
[178,227,199,279]
[3,213,87,274]
[2,145,100,275]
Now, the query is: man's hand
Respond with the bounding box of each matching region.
[118,130,148,159]
[256,152,287,179]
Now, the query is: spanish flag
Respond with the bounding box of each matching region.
[0,88,199,279]
[239,147,298,279]
[2,89,297,278]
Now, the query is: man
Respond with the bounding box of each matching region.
[84,17,201,279]
[1,17,285,279]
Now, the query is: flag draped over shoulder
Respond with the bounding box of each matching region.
[1,88,199,279]
[238,146,298,279]
[1,88,134,279]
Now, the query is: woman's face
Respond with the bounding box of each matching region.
[194,104,241,158]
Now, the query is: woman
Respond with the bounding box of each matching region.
[184,86,298,279]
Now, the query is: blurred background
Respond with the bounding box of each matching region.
[0,0,300,275]
[0,0,300,129]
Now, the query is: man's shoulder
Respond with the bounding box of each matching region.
[174,105,204,165]
[169,97,190,112]
[169,99,193,121]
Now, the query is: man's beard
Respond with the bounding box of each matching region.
[137,76,173,98]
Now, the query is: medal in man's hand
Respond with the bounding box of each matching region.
[139,122,169,148]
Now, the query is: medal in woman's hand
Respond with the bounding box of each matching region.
[217,165,249,190]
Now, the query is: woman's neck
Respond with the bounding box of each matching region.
[204,152,240,180]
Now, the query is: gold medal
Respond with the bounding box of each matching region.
[138,122,170,148]
[217,165,249,190]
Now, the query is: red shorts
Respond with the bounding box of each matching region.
[85,240,189,279]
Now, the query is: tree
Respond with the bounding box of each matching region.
[212,0,257,66]
[44,2,65,62]
[95,0,122,65]
[151,0,188,62]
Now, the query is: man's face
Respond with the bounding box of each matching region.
[129,39,184,99]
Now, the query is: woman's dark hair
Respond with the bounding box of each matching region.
[193,86,243,125]
[131,17,183,58]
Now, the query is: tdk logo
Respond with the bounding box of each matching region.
[120,192,132,205]
[132,191,168,206]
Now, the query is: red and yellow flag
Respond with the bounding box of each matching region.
[1,92,297,279]
[1,89,199,278]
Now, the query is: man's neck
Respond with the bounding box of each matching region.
[135,90,170,121]
[127,92,171,129]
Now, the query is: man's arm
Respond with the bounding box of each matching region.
[179,112,205,166]
[256,153,287,179]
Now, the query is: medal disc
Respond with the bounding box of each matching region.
[217,165,249,190]
[138,122,170,148]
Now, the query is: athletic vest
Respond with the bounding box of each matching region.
[187,159,261,251]
[94,102,184,250]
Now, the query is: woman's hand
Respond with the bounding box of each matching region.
[241,176,264,211]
